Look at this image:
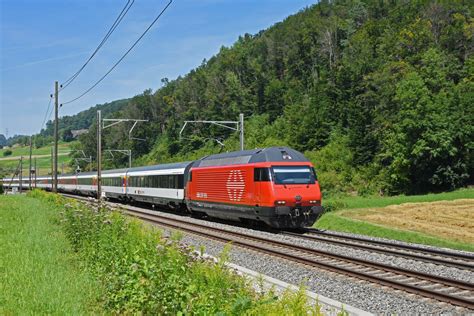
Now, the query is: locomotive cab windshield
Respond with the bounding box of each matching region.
[272,166,317,185]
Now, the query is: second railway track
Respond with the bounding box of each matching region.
[62,194,474,310]
[283,229,474,271]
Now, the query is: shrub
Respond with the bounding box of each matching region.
[3,149,12,157]
[30,191,325,315]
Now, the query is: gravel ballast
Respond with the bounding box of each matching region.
[121,206,473,315]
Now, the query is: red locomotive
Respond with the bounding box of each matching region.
[185,147,323,228]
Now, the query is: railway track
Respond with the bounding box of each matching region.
[61,194,474,310]
[282,229,474,271]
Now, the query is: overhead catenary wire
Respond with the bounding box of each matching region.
[62,0,173,106]
[60,0,135,91]
[39,95,53,132]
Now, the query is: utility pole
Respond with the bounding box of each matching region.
[34,158,37,188]
[239,113,244,151]
[97,110,102,200]
[29,136,32,190]
[19,156,23,193]
[53,81,59,193]
[51,146,53,191]
[96,113,147,199]
[6,160,21,195]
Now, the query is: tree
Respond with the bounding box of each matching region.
[62,129,74,142]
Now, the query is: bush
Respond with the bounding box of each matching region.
[3,149,12,157]
[31,191,325,315]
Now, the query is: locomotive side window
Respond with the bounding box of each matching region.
[272,166,315,185]
[254,168,271,181]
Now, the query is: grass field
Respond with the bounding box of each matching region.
[0,194,101,314]
[316,188,474,251]
[0,142,77,176]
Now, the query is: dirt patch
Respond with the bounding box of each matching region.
[340,199,474,244]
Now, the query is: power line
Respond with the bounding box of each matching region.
[60,0,135,91]
[39,95,53,132]
[62,0,173,106]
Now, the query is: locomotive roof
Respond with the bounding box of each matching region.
[193,147,309,167]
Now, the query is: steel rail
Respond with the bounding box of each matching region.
[283,231,474,271]
[305,228,474,262]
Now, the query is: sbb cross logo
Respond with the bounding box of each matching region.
[227,170,245,202]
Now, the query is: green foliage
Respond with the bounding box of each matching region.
[3,149,12,157]
[39,98,129,138]
[0,134,6,146]
[32,190,324,314]
[71,1,473,195]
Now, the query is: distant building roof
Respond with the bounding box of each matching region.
[71,129,88,138]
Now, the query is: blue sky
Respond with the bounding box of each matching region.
[1,0,315,136]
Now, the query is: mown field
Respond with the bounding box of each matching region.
[317,189,474,251]
[0,142,76,176]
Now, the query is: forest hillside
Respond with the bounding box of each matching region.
[71,0,473,196]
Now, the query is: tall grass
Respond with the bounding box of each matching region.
[32,190,328,315]
[0,194,101,314]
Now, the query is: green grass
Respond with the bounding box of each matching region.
[0,155,72,175]
[0,141,76,157]
[324,188,474,210]
[0,194,102,314]
[0,142,76,176]
[316,188,474,251]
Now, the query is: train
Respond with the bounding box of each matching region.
[2,146,323,229]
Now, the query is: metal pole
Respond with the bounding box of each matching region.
[129,150,132,168]
[239,113,244,151]
[19,156,23,193]
[61,162,64,175]
[34,158,37,188]
[29,136,32,190]
[51,146,53,191]
[97,110,102,200]
[53,81,59,192]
